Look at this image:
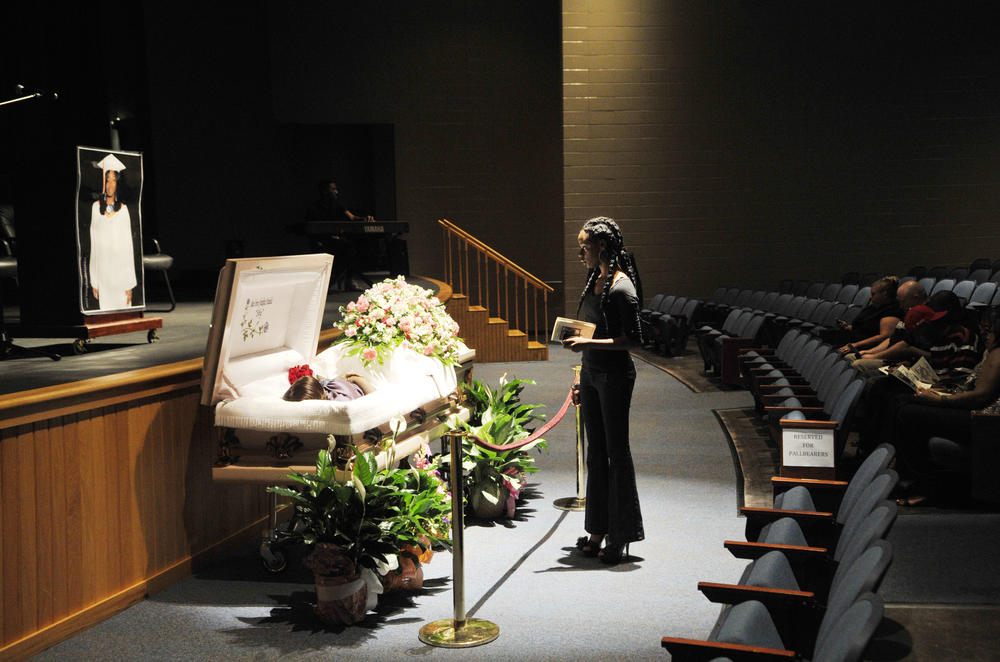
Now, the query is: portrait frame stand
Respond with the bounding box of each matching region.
[553,364,586,511]
[418,431,500,649]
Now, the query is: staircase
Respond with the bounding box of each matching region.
[439,219,552,363]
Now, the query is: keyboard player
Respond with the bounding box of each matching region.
[305,180,375,290]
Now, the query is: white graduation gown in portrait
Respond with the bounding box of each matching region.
[89,201,137,310]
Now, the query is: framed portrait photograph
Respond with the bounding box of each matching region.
[75,146,145,314]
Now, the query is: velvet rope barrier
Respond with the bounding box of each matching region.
[465,384,578,452]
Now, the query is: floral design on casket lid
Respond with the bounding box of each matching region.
[334,276,462,367]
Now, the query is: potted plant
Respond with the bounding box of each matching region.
[268,443,451,624]
[444,375,547,519]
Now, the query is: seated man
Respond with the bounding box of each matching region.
[849,279,927,376]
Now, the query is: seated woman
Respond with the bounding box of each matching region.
[893,305,1000,505]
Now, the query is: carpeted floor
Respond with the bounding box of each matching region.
[24,341,1000,661]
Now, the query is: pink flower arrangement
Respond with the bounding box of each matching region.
[334,276,462,367]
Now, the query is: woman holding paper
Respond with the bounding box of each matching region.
[562,216,644,564]
[894,306,1000,505]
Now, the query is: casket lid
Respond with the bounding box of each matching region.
[200,254,333,406]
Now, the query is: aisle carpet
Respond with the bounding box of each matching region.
[30,347,755,661]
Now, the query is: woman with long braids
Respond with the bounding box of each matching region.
[562,216,645,564]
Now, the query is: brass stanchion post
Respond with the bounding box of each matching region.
[419,431,500,647]
[554,364,586,511]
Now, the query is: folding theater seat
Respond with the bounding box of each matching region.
[929,278,956,296]
[917,276,937,293]
[951,279,976,305]
[805,302,848,338]
[649,295,686,342]
[767,443,895,516]
[639,292,665,323]
[741,469,898,552]
[696,309,745,371]
[692,540,892,658]
[948,266,969,282]
[968,268,992,284]
[835,284,859,305]
[818,282,842,302]
[968,257,992,273]
[707,313,767,385]
[744,336,824,402]
[755,291,781,313]
[663,549,888,661]
[967,281,998,309]
[722,499,897,596]
[851,286,871,307]
[804,282,826,299]
[765,377,867,474]
[660,298,702,356]
[756,354,852,416]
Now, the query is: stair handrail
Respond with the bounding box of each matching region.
[439,219,554,294]
[439,218,553,352]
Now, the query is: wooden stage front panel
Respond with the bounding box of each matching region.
[0,359,271,660]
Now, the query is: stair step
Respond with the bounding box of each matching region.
[469,305,487,313]
[527,341,546,350]
[508,329,526,338]
[489,317,508,326]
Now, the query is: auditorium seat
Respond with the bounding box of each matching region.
[929,278,956,296]
[851,286,871,307]
[769,443,895,514]
[723,500,897,595]
[948,266,969,281]
[968,257,993,273]
[968,268,992,284]
[967,282,998,309]
[951,279,976,305]
[835,284,859,305]
[928,266,949,280]
[861,272,880,287]
[741,470,898,551]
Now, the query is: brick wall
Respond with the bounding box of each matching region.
[562,1,1000,310]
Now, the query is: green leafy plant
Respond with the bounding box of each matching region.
[268,446,451,573]
[440,374,547,515]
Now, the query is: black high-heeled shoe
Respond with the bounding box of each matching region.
[599,538,630,565]
[576,535,602,557]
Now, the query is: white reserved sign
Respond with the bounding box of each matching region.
[782,428,835,468]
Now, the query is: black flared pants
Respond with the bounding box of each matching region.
[579,363,645,543]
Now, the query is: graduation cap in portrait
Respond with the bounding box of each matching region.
[94,153,127,194]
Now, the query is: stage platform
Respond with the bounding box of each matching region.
[0,277,441,397]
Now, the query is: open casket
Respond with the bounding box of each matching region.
[200,254,473,484]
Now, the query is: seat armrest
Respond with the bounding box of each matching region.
[697,581,814,606]
[724,540,828,562]
[661,637,796,661]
